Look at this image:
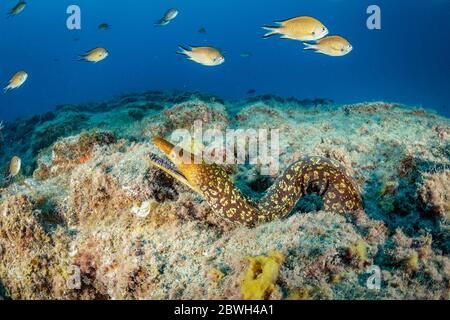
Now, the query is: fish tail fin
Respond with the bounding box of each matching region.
[3,86,10,93]
[154,19,167,27]
[303,42,317,51]
[176,45,190,56]
[77,54,86,62]
[262,26,279,39]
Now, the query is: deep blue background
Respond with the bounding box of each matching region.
[0,0,449,121]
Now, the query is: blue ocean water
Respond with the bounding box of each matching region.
[0,0,449,121]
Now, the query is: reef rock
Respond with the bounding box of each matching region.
[0,92,449,300]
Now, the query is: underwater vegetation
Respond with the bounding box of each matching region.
[0,0,448,302]
[0,91,449,300]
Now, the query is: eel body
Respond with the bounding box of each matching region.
[148,137,363,227]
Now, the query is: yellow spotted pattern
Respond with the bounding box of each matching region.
[190,156,363,227]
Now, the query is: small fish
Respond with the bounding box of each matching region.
[78,47,109,63]
[247,89,256,95]
[98,23,110,30]
[304,35,353,56]
[54,58,60,62]
[198,27,207,34]
[177,45,225,67]
[263,16,328,41]
[7,156,21,179]
[7,1,26,17]
[4,71,28,92]
[73,38,80,42]
[240,51,252,58]
[155,8,179,26]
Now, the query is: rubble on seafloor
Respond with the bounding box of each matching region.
[0,91,449,299]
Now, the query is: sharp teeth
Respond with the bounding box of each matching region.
[148,153,186,179]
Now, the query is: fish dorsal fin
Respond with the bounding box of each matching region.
[274,16,298,25]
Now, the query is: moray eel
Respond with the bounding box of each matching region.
[148,137,363,227]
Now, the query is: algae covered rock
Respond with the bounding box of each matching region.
[34,130,116,179]
[419,170,450,221]
[0,91,449,300]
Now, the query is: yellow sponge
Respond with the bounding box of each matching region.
[241,251,285,300]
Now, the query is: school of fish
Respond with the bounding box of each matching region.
[263,16,353,56]
[1,5,353,92]
[1,4,353,183]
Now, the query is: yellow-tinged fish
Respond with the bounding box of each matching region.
[304,35,353,56]
[98,23,110,30]
[263,16,328,41]
[155,8,179,26]
[177,45,225,67]
[7,1,26,17]
[7,156,21,179]
[4,71,28,92]
[78,47,109,63]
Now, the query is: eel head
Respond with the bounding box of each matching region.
[148,136,205,195]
